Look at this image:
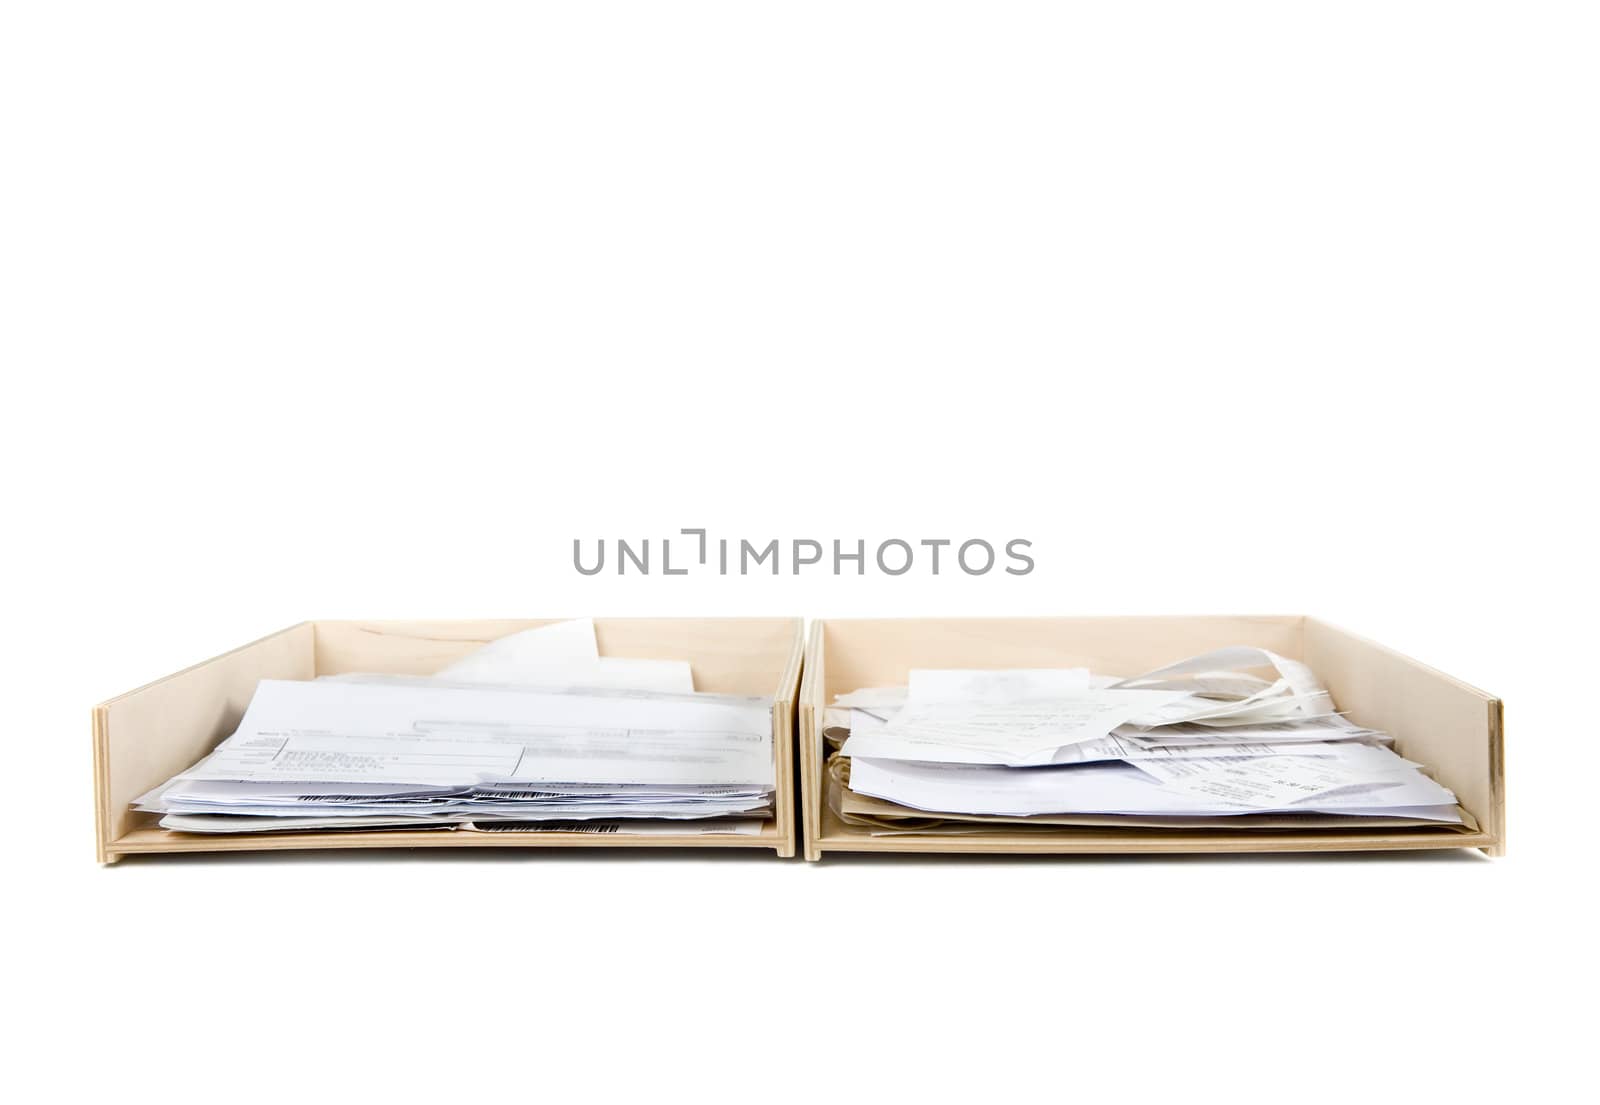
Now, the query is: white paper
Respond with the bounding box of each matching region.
[830,686,910,710]
[907,668,1092,704]
[460,818,765,836]
[435,618,599,680]
[1115,719,1388,746]
[328,660,694,695]
[161,813,767,835]
[178,678,774,788]
[547,658,694,693]
[1116,646,1322,696]
[827,646,1461,827]
[141,775,770,819]
[1129,750,1428,808]
[839,690,1191,765]
[1047,736,1385,766]
[403,618,696,693]
[847,754,1458,818]
[1114,646,1336,727]
[159,812,461,833]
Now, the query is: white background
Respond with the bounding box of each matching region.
[3,2,1596,1100]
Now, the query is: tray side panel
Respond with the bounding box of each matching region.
[769,619,805,858]
[1304,618,1502,850]
[799,621,826,860]
[313,619,566,676]
[819,615,1306,698]
[596,617,802,697]
[313,617,799,696]
[97,623,315,858]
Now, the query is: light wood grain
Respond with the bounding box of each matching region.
[801,616,1503,860]
[1303,617,1504,856]
[95,622,315,863]
[95,617,804,862]
[108,822,787,854]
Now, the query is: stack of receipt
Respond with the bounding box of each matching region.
[137,620,774,835]
[829,647,1467,829]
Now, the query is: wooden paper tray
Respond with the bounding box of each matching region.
[798,616,1503,861]
[94,617,805,862]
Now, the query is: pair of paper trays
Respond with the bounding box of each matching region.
[92,616,1503,862]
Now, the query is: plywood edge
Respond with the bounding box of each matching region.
[770,618,806,858]
[1484,697,1506,855]
[798,620,827,861]
[92,705,116,864]
[95,621,314,708]
[774,616,805,705]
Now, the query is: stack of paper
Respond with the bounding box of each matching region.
[138,620,774,834]
[829,648,1466,829]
